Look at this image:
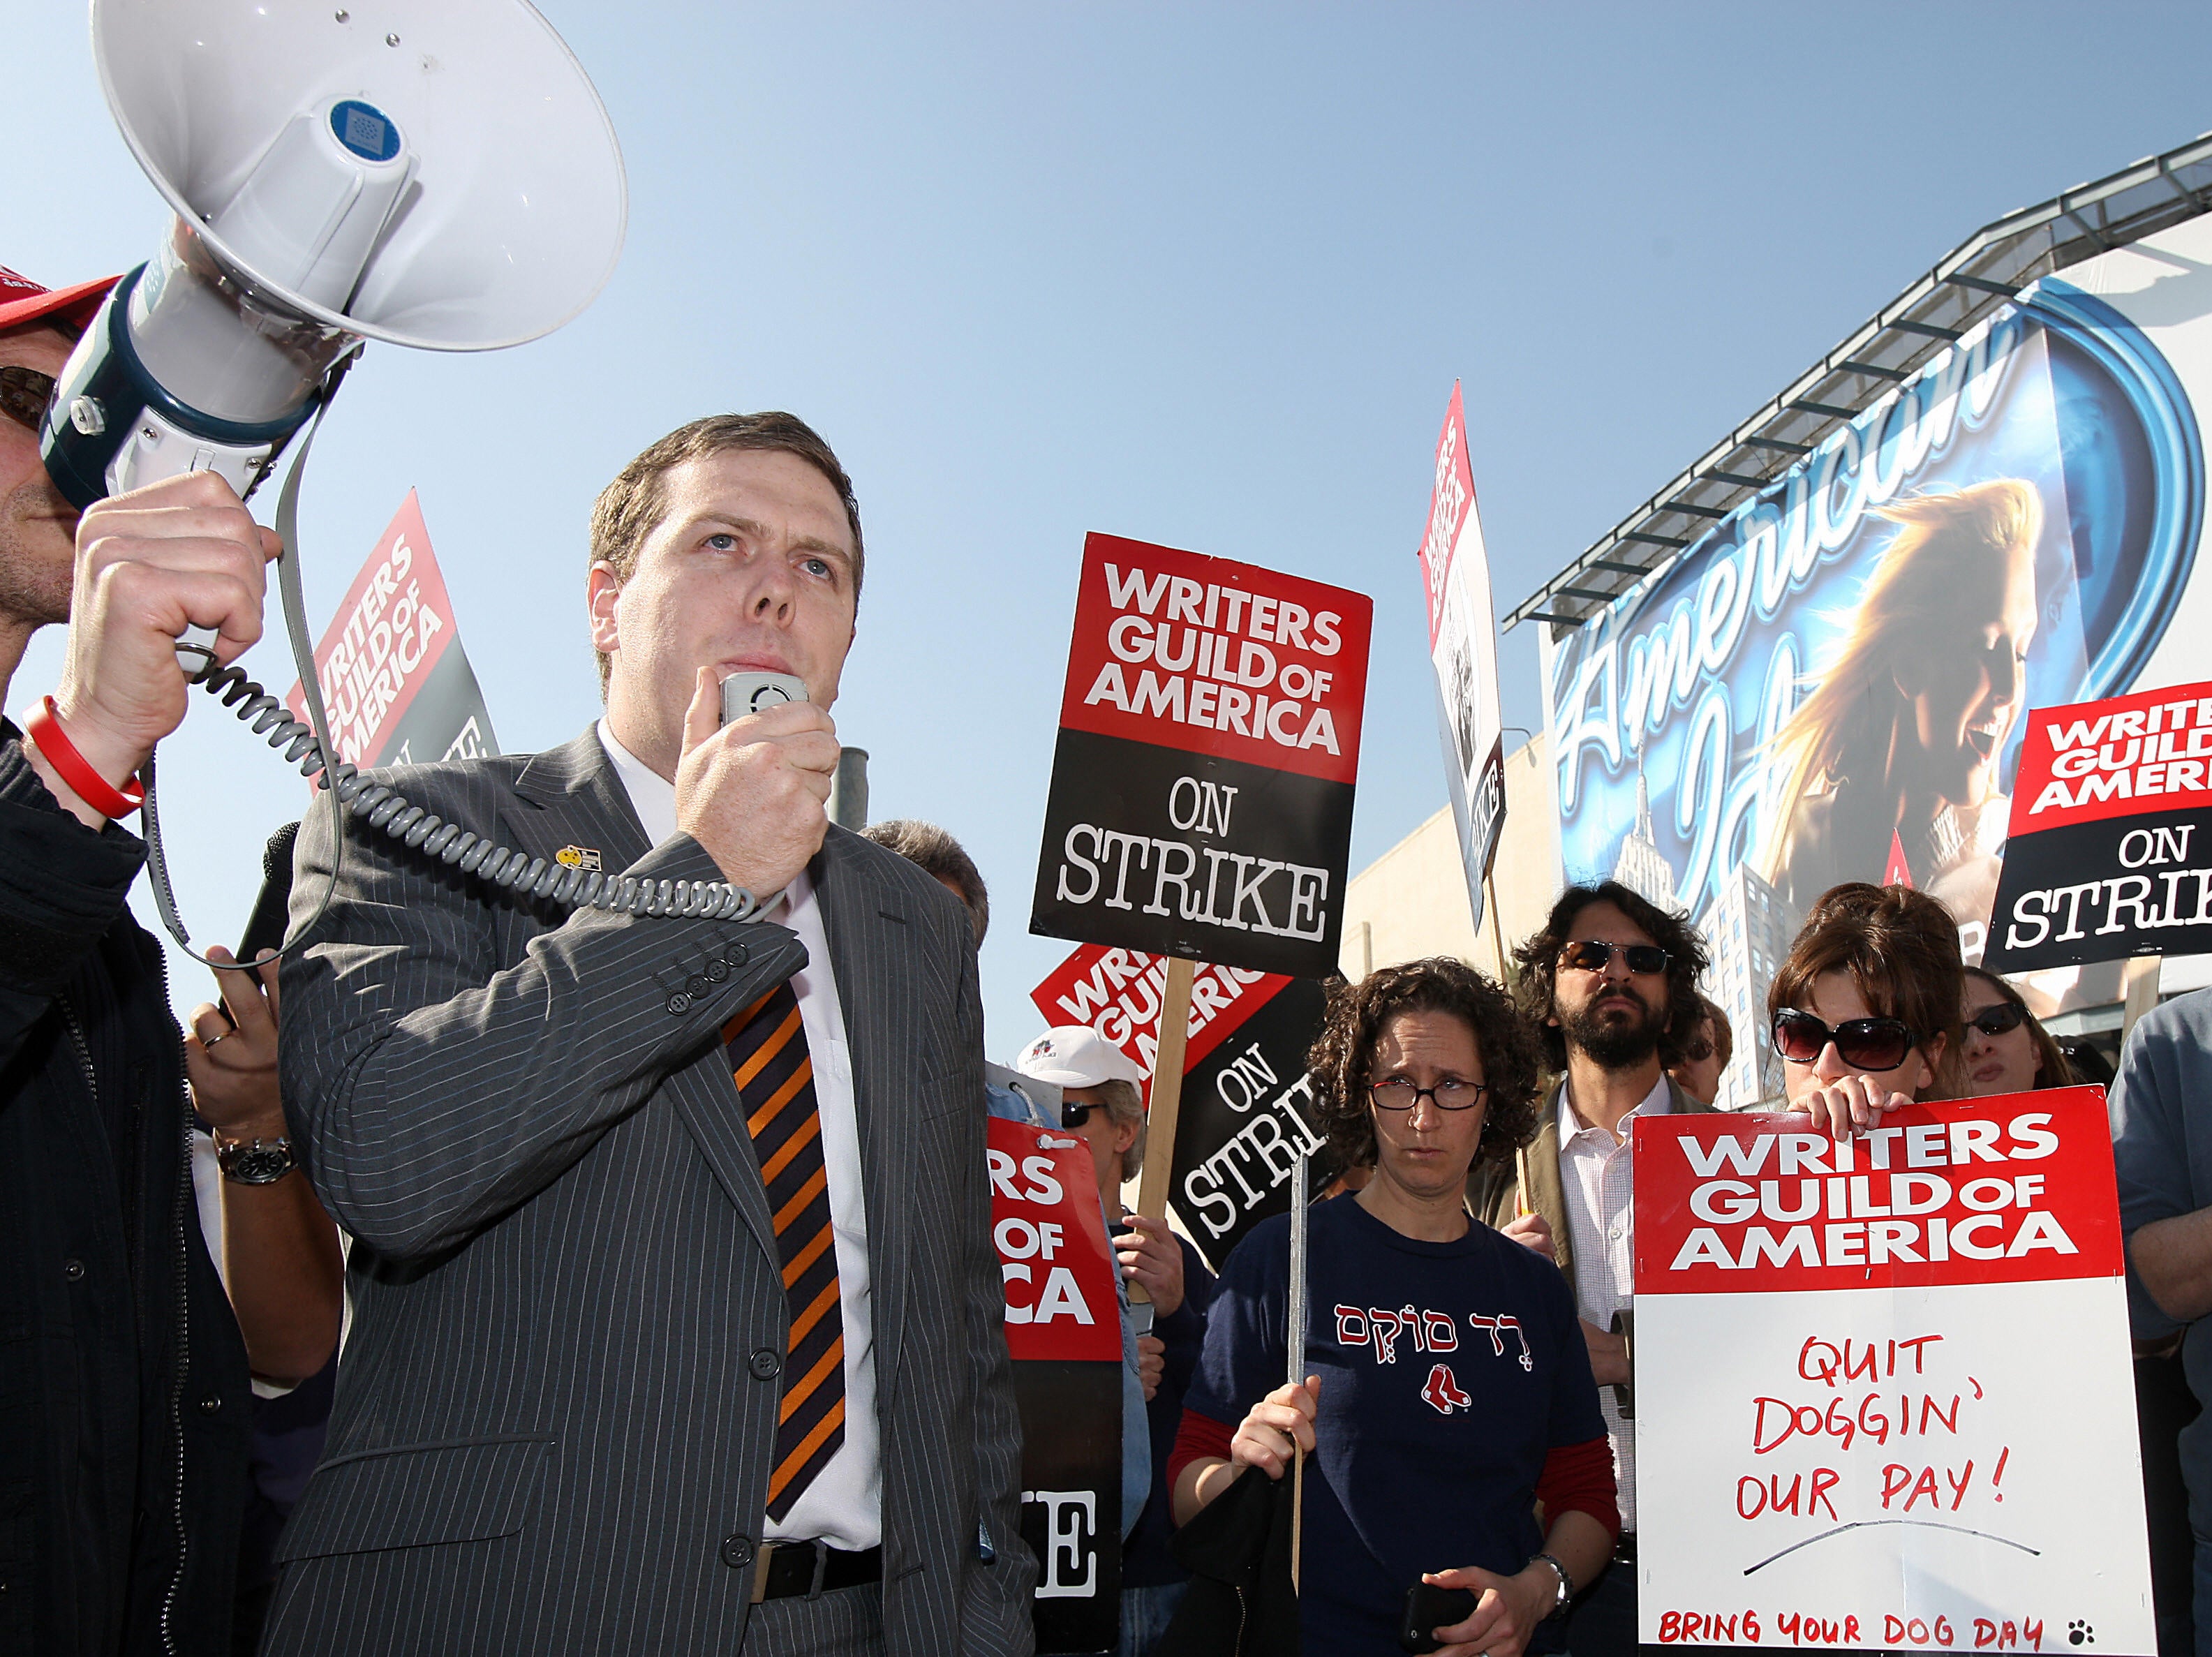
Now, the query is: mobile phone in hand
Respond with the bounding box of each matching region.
[1400,1582,1478,1654]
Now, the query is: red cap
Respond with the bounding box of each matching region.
[0,267,121,338]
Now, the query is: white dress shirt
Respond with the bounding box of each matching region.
[599,720,882,1550]
[1557,1069,1670,1533]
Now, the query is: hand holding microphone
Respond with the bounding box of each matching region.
[675,667,842,898]
[28,472,279,827]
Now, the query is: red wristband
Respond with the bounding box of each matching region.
[24,697,146,820]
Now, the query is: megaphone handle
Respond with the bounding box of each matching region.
[175,625,221,678]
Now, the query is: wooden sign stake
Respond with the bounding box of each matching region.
[2123,953,2164,1039]
[1127,956,1198,1304]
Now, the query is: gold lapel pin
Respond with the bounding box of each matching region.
[555,845,603,872]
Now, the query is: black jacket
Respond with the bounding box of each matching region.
[0,727,250,1656]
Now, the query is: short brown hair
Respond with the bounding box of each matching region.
[1767,882,1966,1099]
[1305,958,1543,1174]
[1513,881,1711,1073]
[860,819,988,945]
[1691,996,1733,1071]
[588,412,863,690]
[1964,966,2074,1090]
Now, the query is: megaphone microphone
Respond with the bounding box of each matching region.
[40,0,630,669]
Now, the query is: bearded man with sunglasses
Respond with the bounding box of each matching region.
[1465,880,1713,1657]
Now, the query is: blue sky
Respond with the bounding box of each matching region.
[13,2,2212,1050]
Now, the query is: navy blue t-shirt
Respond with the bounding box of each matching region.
[1185,1193,1605,1652]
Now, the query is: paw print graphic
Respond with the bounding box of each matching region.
[2068,1621,2095,1647]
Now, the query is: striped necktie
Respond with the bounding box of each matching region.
[725,981,845,1521]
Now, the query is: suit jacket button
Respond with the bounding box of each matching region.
[720,1534,754,1570]
[706,958,730,982]
[667,992,692,1016]
[684,974,706,996]
[748,1348,782,1381]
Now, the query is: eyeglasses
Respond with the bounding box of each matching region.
[1680,1036,1715,1064]
[1559,939,1671,976]
[1369,1077,1488,1113]
[1772,1007,1919,1072]
[1062,1102,1101,1128]
[0,366,56,437]
[1966,1002,2030,1038]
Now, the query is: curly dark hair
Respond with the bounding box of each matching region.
[1512,881,1711,1072]
[1305,958,1543,1173]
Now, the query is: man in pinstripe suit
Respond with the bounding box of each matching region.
[265,413,1036,1654]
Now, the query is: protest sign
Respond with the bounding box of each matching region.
[1030,532,1372,980]
[1030,943,1286,1094]
[1984,681,2212,972]
[990,1117,1122,1653]
[1632,1090,2153,1652]
[287,491,499,769]
[1169,975,1334,1269]
[1030,944,1335,1268]
[1416,382,1506,932]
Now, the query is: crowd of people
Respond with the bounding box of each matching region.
[1,255,2207,1657]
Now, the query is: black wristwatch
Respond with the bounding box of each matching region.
[216,1135,297,1185]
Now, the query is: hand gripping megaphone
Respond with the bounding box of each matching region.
[41,0,628,671]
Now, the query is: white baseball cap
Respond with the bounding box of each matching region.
[1014,1025,1145,1090]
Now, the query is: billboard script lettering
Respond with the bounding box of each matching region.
[1418,382,1507,930]
[1030,532,1373,979]
[1630,1092,2152,1652]
[1984,679,2212,971]
[989,1118,1122,1652]
[286,490,500,769]
[1547,209,2212,1092]
[1030,944,1337,1269]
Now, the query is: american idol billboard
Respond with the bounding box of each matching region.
[1545,213,2212,1099]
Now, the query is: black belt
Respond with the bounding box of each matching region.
[1612,1532,1637,1565]
[752,1540,882,1603]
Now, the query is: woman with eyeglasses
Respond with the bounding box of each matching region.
[1168,959,1618,1656]
[1768,883,1967,1131]
[1960,967,2075,1096]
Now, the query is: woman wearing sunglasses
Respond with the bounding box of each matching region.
[1767,883,1967,1133]
[1960,967,2075,1096]
[1169,959,1618,1656]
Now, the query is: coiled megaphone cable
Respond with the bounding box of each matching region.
[137,364,769,967]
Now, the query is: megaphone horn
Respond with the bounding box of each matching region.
[42,0,628,666]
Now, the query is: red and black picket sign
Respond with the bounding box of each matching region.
[1984,681,2212,972]
[1030,533,1372,981]
[990,1118,1123,1653]
[1168,974,1337,1271]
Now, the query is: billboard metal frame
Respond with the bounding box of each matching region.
[1506,128,2212,636]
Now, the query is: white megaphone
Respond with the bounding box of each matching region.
[42,0,626,669]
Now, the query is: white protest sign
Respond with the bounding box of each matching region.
[1415,383,1506,930]
[1633,1090,2153,1654]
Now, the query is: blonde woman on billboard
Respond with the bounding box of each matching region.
[1760,480,2043,921]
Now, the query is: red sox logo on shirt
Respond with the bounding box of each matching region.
[1421,1363,1474,1415]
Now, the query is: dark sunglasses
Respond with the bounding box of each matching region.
[1062,1102,1101,1128]
[1559,939,1671,976]
[0,366,56,436]
[1772,1007,1919,1072]
[1680,1036,1715,1064]
[1966,1002,2031,1039]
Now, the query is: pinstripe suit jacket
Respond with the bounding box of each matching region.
[262,730,1035,1656]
